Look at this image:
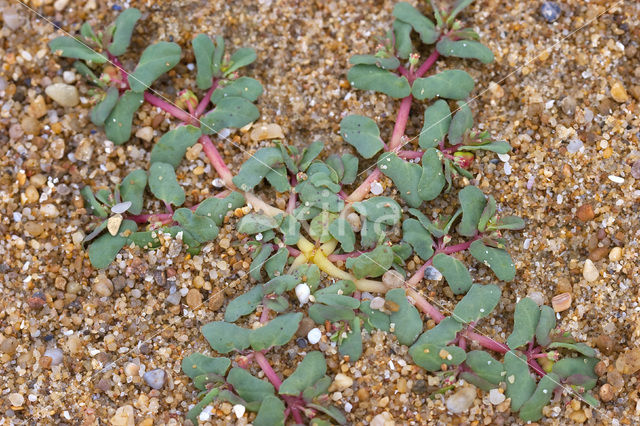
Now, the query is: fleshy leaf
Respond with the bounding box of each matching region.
[211,77,263,103]
[224,48,257,75]
[279,351,327,395]
[186,388,220,425]
[264,247,288,278]
[458,186,486,237]
[518,373,560,422]
[347,64,411,98]
[412,70,474,100]
[432,253,472,295]
[419,100,451,149]
[88,220,137,269]
[181,353,230,380]
[339,317,363,361]
[174,208,219,244]
[223,285,264,322]
[249,312,303,351]
[279,215,300,245]
[465,350,504,385]
[148,162,185,206]
[192,34,215,89]
[410,342,466,371]
[201,321,251,353]
[412,317,463,347]
[150,125,202,168]
[238,214,279,235]
[402,219,434,260]
[263,275,300,295]
[504,351,536,411]
[477,195,497,232]
[329,217,356,253]
[49,36,107,63]
[306,403,347,425]
[548,342,597,358]
[201,96,260,134]
[392,2,438,44]
[309,212,337,243]
[451,283,501,324]
[408,208,444,238]
[552,357,598,380]
[119,169,147,214]
[233,147,283,191]
[393,20,412,59]
[386,288,422,346]
[460,140,511,154]
[535,305,556,347]
[352,197,402,225]
[448,101,473,144]
[195,192,245,226]
[349,54,400,70]
[418,148,445,201]
[250,244,273,281]
[227,367,275,403]
[128,42,181,92]
[298,140,324,172]
[108,8,141,56]
[303,375,332,401]
[507,298,540,349]
[359,301,391,332]
[340,115,384,159]
[309,303,355,323]
[91,87,119,126]
[345,246,394,279]
[436,37,494,64]
[315,294,360,309]
[378,153,422,207]
[469,240,516,281]
[341,154,359,185]
[253,395,285,426]
[104,90,144,144]
[494,216,526,231]
[80,186,108,218]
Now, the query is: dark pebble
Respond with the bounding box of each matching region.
[540,2,561,22]
[112,5,123,11]
[296,338,307,348]
[413,379,428,394]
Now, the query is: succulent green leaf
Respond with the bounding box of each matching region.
[253,395,285,426]
[465,350,504,385]
[224,48,257,75]
[346,246,394,279]
[91,86,119,126]
[494,216,526,231]
[412,70,474,100]
[293,264,321,291]
[418,148,445,201]
[265,165,289,192]
[211,36,225,76]
[448,101,473,144]
[186,388,220,425]
[352,196,402,225]
[452,283,501,324]
[249,312,303,351]
[458,185,486,236]
[506,297,540,349]
[378,153,422,207]
[88,220,137,269]
[128,230,161,249]
[359,301,390,332]
[309,303,355,323]
[233,147,283,191]
[279,351,327,395]
[402,219,434,260]
[80,186,109,218]
[201,321,251,353]
[195,192,245,226]
[74,61,103,87]
[148,162,185,206]
[303,375,332,401]
[448,0,474,24]
[347,64,411,98]
[265,296,289,313]
[80,22,99,45]
[119,169,147,214]
[410,343,466,371]
[460,140,511,154]
[392,2,438,44]
[211,77,263,103]
[469,240,516,281]
[418,100,451,149]
[504,351,536,411]
[386,288,423,345]
[201,96,259,134]
[341,154,359,185]
[436,37,494,64]
[477,195,496,232]
[349,54,400,70]
[309,211,338,243]
[329,218,356,252]
[459,372,498,391]
[227,367,275,403]
[548,342,597,358]
[314,280,356,296]
[238,214,279,235]
[279,215,300,245]
[339,317,363,361]
[128,42,181,92]
[104,90,144,144]
[108,8,141,56]
[407,208,444,238]
[49,36,107,63]
[181,353,231,380]
[518,373,560,422]
[224,285,264,322]
[265,247,288,278]
[535,305,556,347]
[552,357,598,380]
[393,20,413,59]
[261,275,299,295]
[432,253,472,295]
[250,244,273,281]
[315,294,360,309]
[339,115,384,159]
[298,140,324,172]
[412,317,463,347]
[306,403,347,425]
[150,125,202,167]
[192,34,215,90]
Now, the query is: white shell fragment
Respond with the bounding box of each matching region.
[111,201,132,214]
[295,283,311,305]
[307,328,322,344]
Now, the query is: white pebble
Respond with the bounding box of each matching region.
[212,178,225,188]
[295,283,310,305]
[307,328,322,344]
[8,393,25,407]
[489,388,505,405]
[370,181,383,195]
[497,153,510,162]
[135,126,154,142]
[503,162,512,175]
[369,296,385,310]
[446,386,477,413]
[62,71,76,83]
[608,175,624,184]
[45,83,79,107]
[583,259,599,282]
[44,348,64,366]
[232,404,246,419]
[143,368,166,389]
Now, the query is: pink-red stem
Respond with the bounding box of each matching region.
[398,150,423,160]
[347,169,382,202]
[144,92,194,123]
[254,351,282,390]
[464,331,509,354]
[195,80,219,118]
[389,95,413,150]
[199,134,235,188]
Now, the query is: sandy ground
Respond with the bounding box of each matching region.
[0,0,639,424]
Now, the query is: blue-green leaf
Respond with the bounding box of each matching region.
[108,8,141,56]
[49,36,107,63]
[329,218,356,253]
[201,321,251,353]
[227,367,275,403]
[448,101,473,144]
[211,77,263,104]
[349,54,400,70]
[507,298,540,349]
[393,20,412,59]
[419,100,451,149]
[535,305,556,347]
[279,351,327,395]
[148,162,185,206]
[233,147,283,191]
[436,37,494,64]
[465,350,504,385]
[224,285,264,322]
[346,246,394,279]
[201,96,259,134]
[402,219,434,260]
[104,90,144,144]
[88,220,137,269]
[412,70,474,100]
[119,169,147,214]
[224,48,257,75]
[452,284,501,324]
[253,395,285,426]
[192,34,215,90]
[339,317,363,361]
[347,64,411,98]
[469,240,516,281]
[340,115,384,159]
[458,186,486,237]
[418,148,445,201]
[504,351,536,411]
[181,353,230,380]
[249,313,303,351]
[518,373,560,422]
[432,253,472,295]
[386,288,422,345]
[128,42,181,92]
[378,153,422,208]
[91,87,119,126]
[392,2,438,44]
[150,125,202,168]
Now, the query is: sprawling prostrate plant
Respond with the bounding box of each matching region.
[49,8,261,267]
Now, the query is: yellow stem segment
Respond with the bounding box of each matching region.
[319,239,338,256]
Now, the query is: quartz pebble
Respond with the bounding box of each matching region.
[93,274,114,297]
[609,247,622,262]
[124,362,139,377]
[382,270,404,289]
[346,212,361,232]
[566,139,583,153]
[540,2,561,22]
[307,328,322,344]
[610,81,629,103]
[250,123,284,141]
[232,404,245,419]
[330,373,353,391]
[489,388,505,405]
[295,283,310,304]
[615,348,640,375]
[370,296,385,310]
[576,204,594,221]
[370,181,383,195]
[9,392,25,407]
[143,368,166,389]
[43,347,63,366]
[111,405,135,426]
[446,386,476,413]
[2,7,24,30]
[136,126,154,142]
[582,259,599,282]
[527,291,545,306]
[186,289,203,309]
[552,292,571,312]
[41,204,60,218]
[45,83,79,107]
[371,412,395,426]
[631,160,640,179]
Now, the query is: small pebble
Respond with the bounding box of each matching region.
[599,383,614,402]
[566,139,583,153]
[424,265,442,280]
[186,289,203,309]
[124,362,139,377]
[40,204,60,218]
[610,81,629,103]
[369,296,385,310]
[53,0,69,11]
[489,388,505,405]
[111,201,132,214]
[45,83,79,107]
[110,405,135,426]
[143,368,166,389]
[307,328,322,344]
[62,70,76,83]
[232,404,245,419]
[296,317,315,337]
[371,412,395,426]
[582,259,599,282]
[2,7,24,30]
[609,247,622,262]
[370,181,383,195]
[560,96,576,116]
[551,292,571,312]
[382,270,404,289]
[165,291,182,305]
[250,123,284,141]
[631,160,640,179]
[136,126,154,142]
[346,212,361,232]
[446,386,477,413]
[330,373,353,391]
[93,274,114,297]
[576,204,594,221]
[540,2,561,22]
[8,393,24,407]
[107,214,123,236]
[296,337,307,348]
[43,347,63,366]
[615,348,640,375]
[608,175,624,184]
[527,291,545,306]
[295,283,311,304]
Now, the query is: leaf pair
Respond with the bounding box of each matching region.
[192,34,257,89]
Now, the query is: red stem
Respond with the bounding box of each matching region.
[346,169,382,202]
[144,92,194,123]
[287,246,301,257]
[389,95,413,150]
[463,330,509,354]
[287,176,297,214]
[199,134,235,188]
[328,250,368,262]
[398,150,423,160]
[415,50,440,79]
[195,80,219,118]
[528,358,547,377]
[254,351,282,390]
[259,305,270,323]
[441,235,481,255]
